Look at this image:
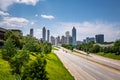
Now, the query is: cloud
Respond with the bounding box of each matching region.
[41,14,55,20]
[0,0,40,11]
[16,0,39,6]
[0,10,9,16]
[51,21,120,41]
[0,17,29,27]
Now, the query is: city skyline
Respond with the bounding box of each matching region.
[0,0,120,41]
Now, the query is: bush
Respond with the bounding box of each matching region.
[42,42,52,54]
[9,50,29,75]
[5,30,23,49]
[62,44,73,50]
[22,54,48,80]
[23,36,42,53]
[1,38,17,60]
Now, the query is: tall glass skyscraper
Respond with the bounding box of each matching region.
[72,27,76,45]
[47,30,50,42]
[30,28,33,37]
[42,27,46,42]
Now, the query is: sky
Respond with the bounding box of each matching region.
[0,0,120,41]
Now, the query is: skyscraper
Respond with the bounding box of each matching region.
[57,36,61,44]
[47,30,50,42]
[95,34,104,43]
[30,28,33,37]
[72,27,76,45]
[66,31,70,44]
[61,36,67,44]
[42,27,46,42]
[50,36,55,45]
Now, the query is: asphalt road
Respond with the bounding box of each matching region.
[54,49,120,80]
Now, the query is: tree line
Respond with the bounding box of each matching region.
[0,30,52,80]
[61,44,73,51]
[76,41,120,55]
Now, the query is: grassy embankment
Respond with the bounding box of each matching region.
[0,49,74,80]
[0,50,15,80]
[46,52,74,80]
[97,52,120,60]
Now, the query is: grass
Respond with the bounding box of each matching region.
[52,46,60,50]
[0,50,15,80]
[97,52,120,60]
[0,49,74,80]
[52,47,59,50]
[46,52,74,80]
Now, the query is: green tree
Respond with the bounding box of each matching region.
[22,54,48,80]
[1,38,17,60]
[42,42,52,54]
[23,36,42,53]
[113,40,120,55]
[9,50,29,75]
[4,30,23,49]
[62,44,73,50]
[92,45,100,53]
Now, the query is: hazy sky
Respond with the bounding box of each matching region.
[0,0,120,41]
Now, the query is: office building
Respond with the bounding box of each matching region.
[72,27,76,45]
[57,36,61,44]
[47,30,50,42]
[42,27,46,42]
[69,36,73,45]
[66,31,70,44]
[61,36,67,44]
[0,27,6,40]
[86,37,95,43]
[95,34,104,43]
[50,36,55,45]
[30,28,33,37]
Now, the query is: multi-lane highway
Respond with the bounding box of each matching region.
[54,48,120,80]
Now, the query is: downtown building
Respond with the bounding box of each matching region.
[83,37,95,43]
[50,36,55,45]
[95,34,104,43]
[30,28,33,37]
[42,27,50,43]
[47,30,50,42]
[72,27,76,45]
[42,27,46,42]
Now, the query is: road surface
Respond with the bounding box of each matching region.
[54,49,120,80]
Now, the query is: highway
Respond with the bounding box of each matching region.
[54,49,120,80]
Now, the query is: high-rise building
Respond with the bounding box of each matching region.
[57,36,61,44]
[30,28,33,37]
[72,27,76,45]
[95,34,104,43]
[42,27,46,42]
[61,36,67,44]
[85,37,95,43]
[47,30,50,42]
[69,36,73,45]
[50,36,55,45]
[66,31,70,44]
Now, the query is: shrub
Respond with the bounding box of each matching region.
[42,42,52,54]
[22,54,48,80]
[9,50,29,75]
[1,38,17,60]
